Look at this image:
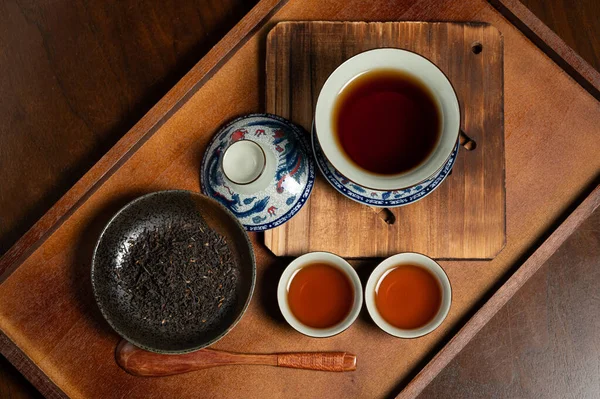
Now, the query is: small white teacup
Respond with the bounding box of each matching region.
[365,252,451,338]
[277,252,363,338]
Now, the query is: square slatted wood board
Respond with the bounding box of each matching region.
[264,22,506,259]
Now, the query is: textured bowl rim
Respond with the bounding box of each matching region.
[91,189,256,354]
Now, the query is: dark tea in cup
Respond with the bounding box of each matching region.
[278,252,363,337]
[333,69,441,176]
[315,49,460,191]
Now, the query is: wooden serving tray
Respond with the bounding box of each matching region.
[264,21,505,259]
[0,0,599,398]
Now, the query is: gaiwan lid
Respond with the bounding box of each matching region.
[201,114,315,231]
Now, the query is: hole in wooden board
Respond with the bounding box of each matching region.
[369,206,396,225]
[472,42,483,54]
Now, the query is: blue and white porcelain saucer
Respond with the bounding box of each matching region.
[312,126,458,207]
[201,114,315,231]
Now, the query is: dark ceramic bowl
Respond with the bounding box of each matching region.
[91,190,255,354]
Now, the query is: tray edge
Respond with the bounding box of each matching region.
[0,331,67,399]
[489,0,600,100]
[396,183,600,398]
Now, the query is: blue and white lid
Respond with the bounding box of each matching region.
[201,114,315,231]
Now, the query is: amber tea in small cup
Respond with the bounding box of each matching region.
[366,253,451,338]
[287,263,354,329]
[278,252,363,337]
[375,264,442,330]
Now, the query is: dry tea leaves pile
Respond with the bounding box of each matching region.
[114,218,238,335]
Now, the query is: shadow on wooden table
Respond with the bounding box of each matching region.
[257,253,288,325]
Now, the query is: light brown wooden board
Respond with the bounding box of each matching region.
[264,22,506,259]
[0,0,599,398]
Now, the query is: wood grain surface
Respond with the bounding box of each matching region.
[0,0,257,256]
[0,0,285,279]
[0,356,42,399]
[263,22,505,259]
[0,0,599,398]
[0,334,63,399]
[0,1,257,396]
[419,199,600,398]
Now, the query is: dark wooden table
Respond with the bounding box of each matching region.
[418,207,600,398]
[0,1,257,397]
[0,0,598,397]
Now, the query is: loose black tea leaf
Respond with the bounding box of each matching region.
[113,216,238,336]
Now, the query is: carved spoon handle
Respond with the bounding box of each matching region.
[276,352,357,372]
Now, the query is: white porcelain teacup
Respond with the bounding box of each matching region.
[277,252,363,338]
[315,48,460,191]
[365,252,451,338]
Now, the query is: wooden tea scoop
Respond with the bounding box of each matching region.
[116,340,357,376]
